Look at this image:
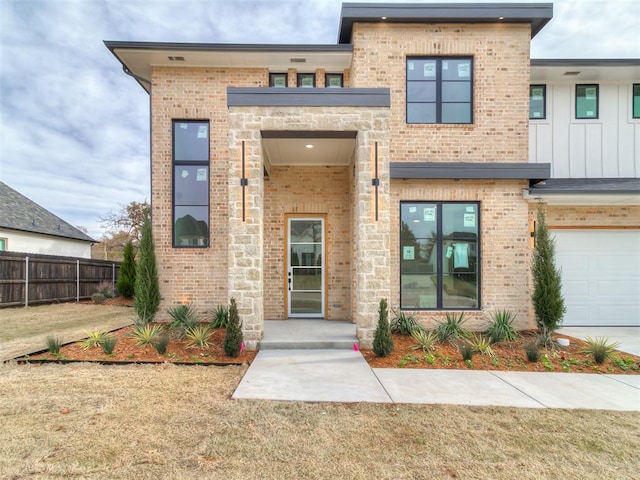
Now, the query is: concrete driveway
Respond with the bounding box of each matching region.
[557,327,640,356]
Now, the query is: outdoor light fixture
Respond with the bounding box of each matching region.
[372,141,380,221]
[305,144,314,149]
[240,141,248,222]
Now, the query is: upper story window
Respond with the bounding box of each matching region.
[576,84,598,119]
[633,84,640,119]
[406,57,473,124]
[529,85,546,120]
[325,73,343,88]
[269,73,287,88]
[297,73,315,88]
[173,120,209,248]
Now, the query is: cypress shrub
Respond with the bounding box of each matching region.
[223,297,244,357]
[134,213,160,325]
[116,240,136,297]
[373,298,394,357]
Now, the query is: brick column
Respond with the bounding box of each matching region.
[227,119,264,350]
[353,132,391,348]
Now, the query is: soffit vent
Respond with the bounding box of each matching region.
[290,58,306,63]
[168,56,185,61]
[563,71,580,76]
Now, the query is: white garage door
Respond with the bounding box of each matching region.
[552,230,640,326]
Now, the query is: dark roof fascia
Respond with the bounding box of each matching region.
[390,162,551,182]
[528,178,640,194]
[227,87,390,107]
[531,58,640,67]
[338,2,553,43]
[104,41,353,54]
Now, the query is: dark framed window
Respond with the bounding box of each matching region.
[407,57,473,124]
[325,73,343,88]
[269,73,287,88]
[297,73,315,88]
[529,85,546,119]
[400,202,480,310]
[633,84,640,119]
[576,84,598,119]
[173,120,209,248]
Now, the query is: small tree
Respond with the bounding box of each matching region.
[116,240,136,297]
[373,298,394,357]
[224,297,244,357]
[531,202,566,346]
[134,213,160,325]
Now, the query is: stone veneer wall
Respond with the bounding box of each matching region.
[263,165,352,321]
[391,179,533,331]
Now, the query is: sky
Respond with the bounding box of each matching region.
[1,0,639,241]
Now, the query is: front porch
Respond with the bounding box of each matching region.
[260,319,357,350]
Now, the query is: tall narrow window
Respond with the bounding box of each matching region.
[400,202,480,310]
[407,57,473,124]
[576,84,598,119]
[633,84,640,119]
[173,120,209,247]
[529,85,546,119]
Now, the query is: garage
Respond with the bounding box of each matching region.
[551,229,640,326]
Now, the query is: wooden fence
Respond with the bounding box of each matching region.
[0,252,120,308]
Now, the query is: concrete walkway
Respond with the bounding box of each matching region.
[233,349,640,410]
[558,326,640,357]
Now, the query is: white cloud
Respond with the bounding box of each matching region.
[1,0,638,240]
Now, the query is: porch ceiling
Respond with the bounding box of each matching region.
[262,132,356,167]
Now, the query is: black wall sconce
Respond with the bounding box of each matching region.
[372,141,379,221]
[240,140,248,222]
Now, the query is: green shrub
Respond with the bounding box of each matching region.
[95,281,115,299]
[410,329,438,352]
[581,337,621,365]
[81,330,107,350]
[434,312,470,342]
[468,334,495,357]
[523,342,540,362]
[483,310,522,343]
[45,336,62,355]
[168,303,199,332]
[116,240,136,297]
[134,213,160,325]
[223,298,244,357]
[210,304,229,328]
[130,324,164,347]
[457,341,474,361]
[91,292,107,304]
[152,334,170,354]
[390,309,422,335]
[186,325,213,348]
[373,299,394,357]
[99,335,117,355]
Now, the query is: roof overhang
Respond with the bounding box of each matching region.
[391,162,550,183]
[531,58,640,83]
[227,87,390,107]
[338,2,553,43]
[104,41,353,93]
[524,178,640,205]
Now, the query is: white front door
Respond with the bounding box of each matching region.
[287,217,325,318]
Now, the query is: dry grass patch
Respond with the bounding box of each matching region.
[0,362,638,479]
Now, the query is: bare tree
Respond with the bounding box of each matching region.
[100,201,150,243]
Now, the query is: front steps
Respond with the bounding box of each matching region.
[259,319,358,350]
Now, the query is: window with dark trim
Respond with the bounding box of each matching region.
[297,73,315,88]
[173,120,209,247]
[400,202,480,310]
[633,84,640,119]
[576,84,598,119]
[269,73,287,88]
[529,85,546,119]
[325,73,343,88]
[406,57,473,124]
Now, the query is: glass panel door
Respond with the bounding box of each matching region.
[288,217,324,317]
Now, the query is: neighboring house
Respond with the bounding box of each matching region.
[106,2,640,349]
[0,181,96,258]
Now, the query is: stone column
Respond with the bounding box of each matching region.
[353,130,391,348]
[228,111,264,350]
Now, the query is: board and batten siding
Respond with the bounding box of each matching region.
[529,83,640,178]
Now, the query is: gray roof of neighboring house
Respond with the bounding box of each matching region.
[0,181,96,243]
[529,178,640,194]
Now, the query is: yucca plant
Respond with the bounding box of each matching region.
[483,310,522,344]
[523,342,540,362]
[185,325,213,348]
[434,312,470,342]
[581,337,621,365]
[210,305,229,328]
[99,335,117,355]
[390,309,422,335]
[152,334,170,354]
[168,303,199,331]
[410,329,438,352]
[81,330,107,350]
[130,323,164,347]
[45,336,63,355]
[468,334,495,357]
